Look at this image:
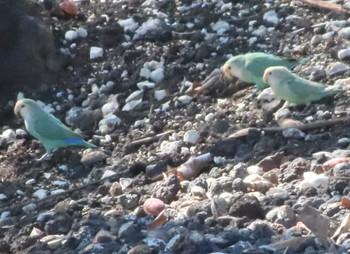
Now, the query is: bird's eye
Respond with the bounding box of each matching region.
[21,104,25,108]
[228,66,231,70]
[268,72,272,75]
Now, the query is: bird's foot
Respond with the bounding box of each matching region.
[36,152,53,162]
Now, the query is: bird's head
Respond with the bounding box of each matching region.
[263,66,291,85]
[222,56,243,80]
[14,99,39,119]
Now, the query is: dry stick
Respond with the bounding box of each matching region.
[126,130,173,148]
[300,0,350,14]
[256,116,350,133]
[0,171,125,215]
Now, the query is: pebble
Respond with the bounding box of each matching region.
[257,87,276,101]
[159,140,181,155]
[338,48,350,60]
[263,10,279,25]
[150,68,164,83]
[282,128,305,139]
[0,194,7,201]
[101,170,117,179]
[22,203,37,213]
[137,81,155,90]
[76,27,88,38]
[338,27,350,39]
[90,47,104,59]
[15,128,28,137]
[1,129,16,145]
[143,198,166,216]
[65,30,78,41]
[50,189,65,195]
[299,172,328,190]
[99,114,121,134]
[177,95,192,105]
[122,98,143,111]
[25,179,36,185]
[325,62,350,76]
[154,90,167,101]
[118,18,139,32]
[183,130,200,144]
[81,151,107,166]
[33,189,48,200]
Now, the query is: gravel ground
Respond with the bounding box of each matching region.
[2,0,350,253]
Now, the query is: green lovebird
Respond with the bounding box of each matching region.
[223,52,308,90]
[14,98,96,160]
[263,66,342,107]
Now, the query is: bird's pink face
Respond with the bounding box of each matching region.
[223,61,242,80]
[263,68,273,84]
[14,100,31,119]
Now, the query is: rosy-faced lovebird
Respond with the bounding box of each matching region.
[14,98,96,160]
[222,52,308,90]
[262,66,342,107]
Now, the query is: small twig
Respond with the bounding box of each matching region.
[300,0,350,14]
[292,22,328,34]
[0,170,126,215]
[125,130,173,148]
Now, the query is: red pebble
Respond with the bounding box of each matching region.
[323,157,349,171]
[143,198,166,216]
[59,0,79,16]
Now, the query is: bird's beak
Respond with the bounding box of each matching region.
[14,100,22,116]
[222,64,232,79]
[262,70,269,84]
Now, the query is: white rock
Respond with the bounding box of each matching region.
[65,30,78,41]
[90,47,104,59]
[177,95,192,105]
[2,129,16,144]
[338,48,350,60]
[257,87,276,101]
[154,90,167,101]
[133,18,161,40]
[322,31,335,41]
[52,180,68,187]
[102,169,117,179]
[311,35,322,45]
[0,211,10,220]
[122,99,143,111]
[102,101,119,116]
[159,140,181,155]
[126,90,143,102]
[76,27,88,38]
[204,113,215,123]
[263,10,279,25]
[252,25,267,37]
[150,68,164,82]
[299,172,328,190]
[51,189,65,195]
[25,179,36,185]
[325,62,350,76]
[137,80,155,90]
[247,165,263,175]
[338,27,350,39]
[211,20,230,35]
[282,128,305,139]
[0,194,7,201]
[22,203,37,213]
[183,130,200,144]
[140,67,151,78]
[33,189,48,200]
[15,128,28,138]
[118,18,139,32]
[99,114,122,134]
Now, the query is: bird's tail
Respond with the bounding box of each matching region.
[323,84,343,96]
[288,56,310,69]
[64,138,97,148]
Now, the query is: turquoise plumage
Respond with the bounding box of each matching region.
[223,52,308,90]
[14,98,96,160]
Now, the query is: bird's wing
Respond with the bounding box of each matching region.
[30,113,81,140]
[245,55,292,78]
[284,75,325,98]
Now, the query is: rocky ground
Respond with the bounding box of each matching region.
[2,0,350,253]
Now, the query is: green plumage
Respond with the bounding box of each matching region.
[223,52,308,90]
[264,66,342,105]
[16,99,96,153]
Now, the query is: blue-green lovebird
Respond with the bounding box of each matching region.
[263,66,342,109]
[14,98,96,160]
[223,52,308,90]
